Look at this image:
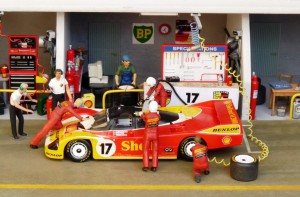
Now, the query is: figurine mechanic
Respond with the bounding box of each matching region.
[191,136,210,183]
[140,101,161,172]
[30,98,84,148]
[146,77,167,107]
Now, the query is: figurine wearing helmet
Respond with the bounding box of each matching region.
[191,136,210,183]
[115,54,137,86]
[140,100,161,172]
[145,77,167,107]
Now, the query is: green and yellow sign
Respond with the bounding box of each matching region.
[132,23,154,44]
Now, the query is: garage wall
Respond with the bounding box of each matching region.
[0,12,56,75]
[250,14,300,84]
[70,13,227,84]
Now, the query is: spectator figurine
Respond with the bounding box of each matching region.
[146,77,167,107]
[115,54,137,87]
[9,83,37,139]
[140,101,161,172]
[48,69,73,110]
[191,136,210,183]
[30,98,85,149]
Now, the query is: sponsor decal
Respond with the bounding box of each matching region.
[201,125,240,134]
[164,147,173,152]
[122,141,143,151]
[224,100,238,124]
[46,152,63,158]
[222,136,232,145]
[213,91,229,99]
[115,131,128,137]
[96,138,116,157]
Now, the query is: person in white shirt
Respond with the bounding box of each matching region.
[9,83,37,139]
[48,69,72,110]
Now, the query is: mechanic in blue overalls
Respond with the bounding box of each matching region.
[114,54,137,106]
[115,54,137,87]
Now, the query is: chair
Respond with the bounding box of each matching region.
[279,74,293,83]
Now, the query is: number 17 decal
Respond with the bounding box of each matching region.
[186,93,199,103]
[96,139,116,157]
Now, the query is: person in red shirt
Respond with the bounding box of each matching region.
[30,98,84,149]
[191,136,210,183]
[146,77,167,107]
[140,101,161,172]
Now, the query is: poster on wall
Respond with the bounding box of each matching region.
[132,23,154,44]
[175,20,197,44]
[162,44,228,82]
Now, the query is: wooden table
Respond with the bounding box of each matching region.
[269,83,300,116]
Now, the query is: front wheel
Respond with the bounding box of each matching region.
[66,140,91,162]
[230,154,259,181]
[179,137,195,161]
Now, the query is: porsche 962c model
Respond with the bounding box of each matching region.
[44,99,243,162]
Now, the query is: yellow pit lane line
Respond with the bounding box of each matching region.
[0,184,300,190]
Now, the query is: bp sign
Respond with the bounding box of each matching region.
[132,23,154,44]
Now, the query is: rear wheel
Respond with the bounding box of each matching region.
[66,140,91,162]
[230,154,259,181]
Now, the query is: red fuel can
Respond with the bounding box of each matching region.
[1,66,8,78]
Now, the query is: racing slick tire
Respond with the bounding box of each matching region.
[179,137,195,161]
[66,140,92,162]
[230,154,259,182]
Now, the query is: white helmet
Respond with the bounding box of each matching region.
[146,77,156,87]
[149,101,158,113]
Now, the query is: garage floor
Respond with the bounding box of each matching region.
[0,119,299,196]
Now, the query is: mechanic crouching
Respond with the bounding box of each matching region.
[140,101,161,172]
[191,136,210,183]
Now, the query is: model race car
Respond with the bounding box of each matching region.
[44,99,243,162]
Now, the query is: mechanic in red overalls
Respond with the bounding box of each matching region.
[146,77,167,107]
[191,136,210,183]
[140,101,161,172]
[30,98,84,149]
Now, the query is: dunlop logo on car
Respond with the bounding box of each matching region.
[201,125,240,134]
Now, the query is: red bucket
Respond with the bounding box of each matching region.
[1,66,8,78]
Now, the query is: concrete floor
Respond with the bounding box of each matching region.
[0,119,300,196]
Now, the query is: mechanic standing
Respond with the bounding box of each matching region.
[115,54,137,87]
[140,101,161,172]
[9,83,37,139]
[146,77,167,107]
[191,136,210,183]
[30,98,84,149]
[48,69,73,110]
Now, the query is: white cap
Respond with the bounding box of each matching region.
[146,77,156,87]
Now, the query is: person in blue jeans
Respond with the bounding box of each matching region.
[114,54,138,106]
[115,54,137,87]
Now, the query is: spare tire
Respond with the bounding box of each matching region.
[230,154,259,181]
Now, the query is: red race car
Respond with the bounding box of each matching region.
[44,99,243,162]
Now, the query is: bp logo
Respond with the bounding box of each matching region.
[133,23,154,44]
